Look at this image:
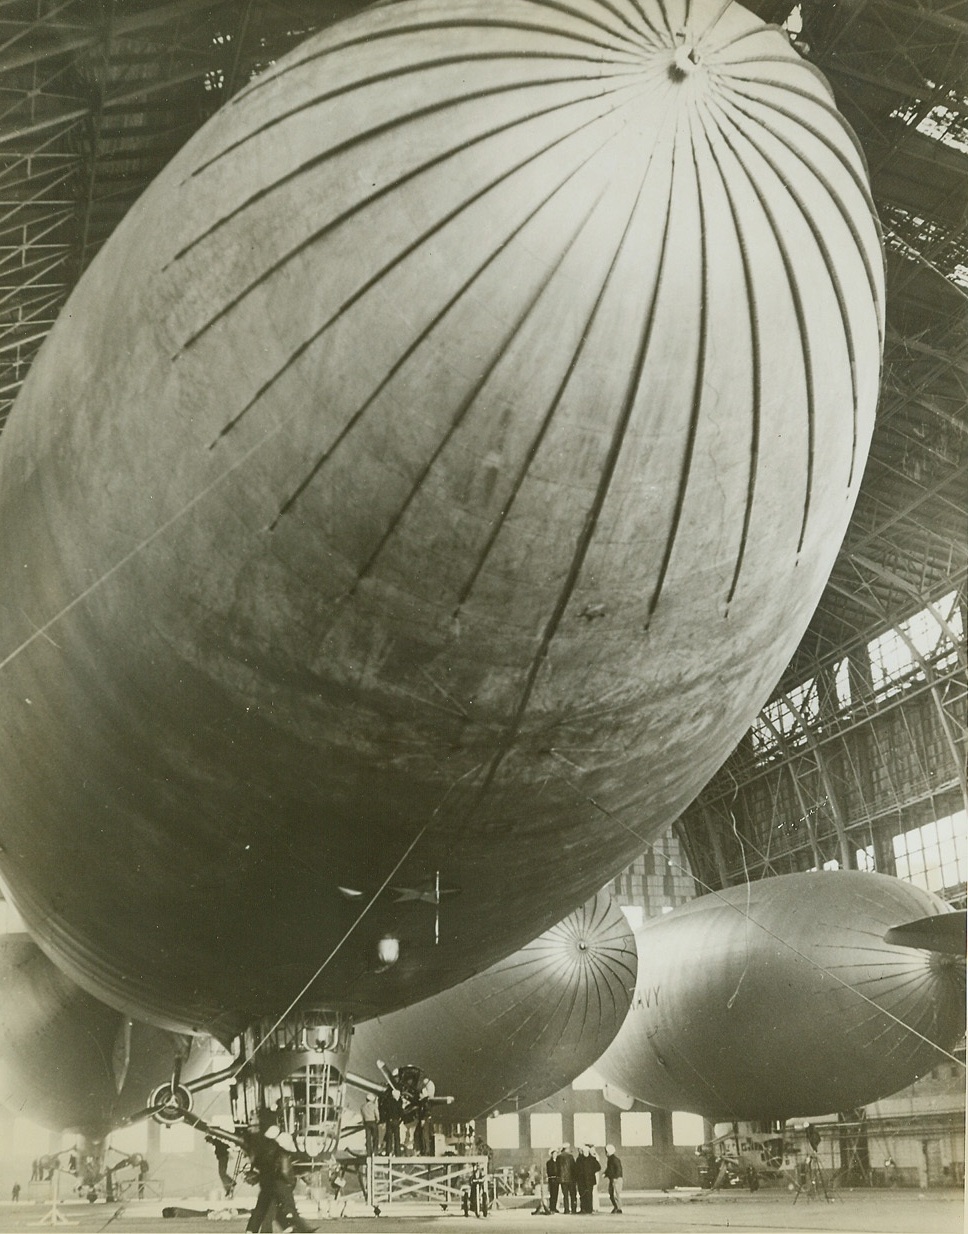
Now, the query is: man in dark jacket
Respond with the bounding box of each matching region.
[604,1145,623,1213]
[379,1084,403,1155]
[575,1147,599,1213]
[557,1146,577,1215]
[273,1132,315,1233]
[244,1126,281,1233]
[244,1126,315,1234]
[545,1151,560,1213]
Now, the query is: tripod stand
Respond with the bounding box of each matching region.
[793,1153,832,1204]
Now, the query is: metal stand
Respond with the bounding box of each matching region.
[30,1170,78,1226]
[837,1112,873,1187]
[793,1154,832,1204]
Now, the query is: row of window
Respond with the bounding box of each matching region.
[484,1109,705,1151]
[90,1109,710,1158]
[892,812,967,893]
[751,591,963,755]
[853,811,968,895]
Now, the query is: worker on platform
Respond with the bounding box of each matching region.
[379,1082,403,1155]
[412,1077,436,1155]
[360,1093,381,1156]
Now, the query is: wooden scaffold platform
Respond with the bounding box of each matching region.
[366,1155,490,1216]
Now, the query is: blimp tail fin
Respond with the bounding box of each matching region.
[883,910,967,956]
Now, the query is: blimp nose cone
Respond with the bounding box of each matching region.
[671,42,704,77]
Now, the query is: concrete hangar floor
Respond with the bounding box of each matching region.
[0,1189,964,1234]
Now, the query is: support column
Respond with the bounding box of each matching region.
[779,690,852,870]
[649,1109,678,1189]
[604,1108,622,1151]
[873,827,897,876]
[518,1109,531,1152]
[147,1119,162,1162]
[702,807,733,888]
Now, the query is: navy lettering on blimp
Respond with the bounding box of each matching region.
[632,986,661,1011]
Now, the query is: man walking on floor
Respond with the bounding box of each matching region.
[604,1145,623,1214]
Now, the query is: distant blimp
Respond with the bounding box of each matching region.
[0,0,883,1044]
[351,890,636,1118]
[595,871,966,1119]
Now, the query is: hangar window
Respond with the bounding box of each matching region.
[786,678,819,723]
[619,1112,653,1146]
[855,845,875,872]
[834,658,851,709]
[892,95,968,155]
[868,591,962,698]
[672,1112,705,1146]
[159,1122,195,1153]
[752,699,796,751]
[486,1113,519,1149]
[752,679,818,754]
[893,811,967,895]
[574,1113,606,1146]
[530,1114,563,1149]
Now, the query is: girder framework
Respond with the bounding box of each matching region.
[683,579,967,902]
[0,0,372,430]
[680,2,967,903]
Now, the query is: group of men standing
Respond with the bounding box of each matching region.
[543,1144,623,1215]
[359,1068,436,1156]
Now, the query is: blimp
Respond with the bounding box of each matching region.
[0,0,883,1148]
[595,871,967,1121]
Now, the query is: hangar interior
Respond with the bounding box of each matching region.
[0,0,964,1207]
